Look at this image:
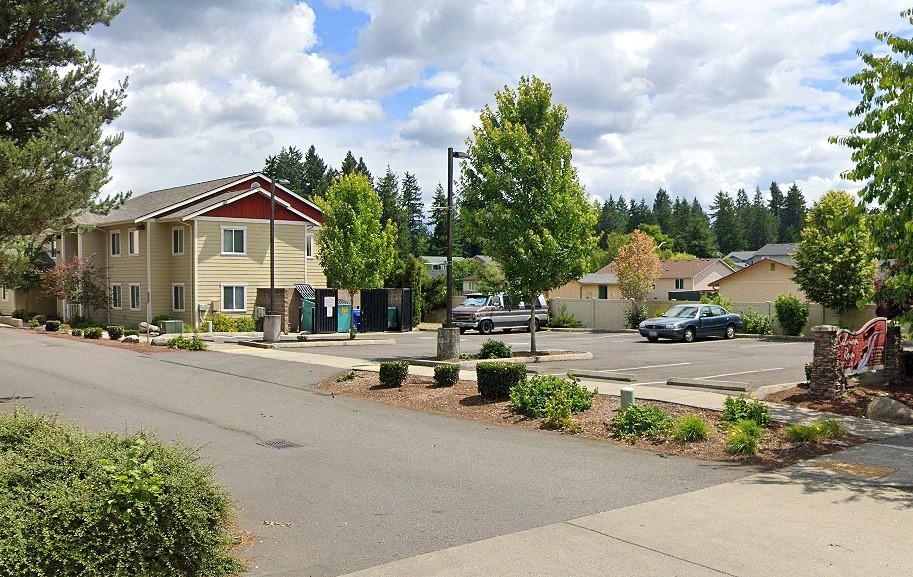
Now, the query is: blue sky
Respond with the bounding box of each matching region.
[80,0,912,208]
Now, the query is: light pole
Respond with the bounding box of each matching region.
[269,176,290,316]
[446,147,470,327]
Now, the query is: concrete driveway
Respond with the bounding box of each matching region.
[0,328,749,577]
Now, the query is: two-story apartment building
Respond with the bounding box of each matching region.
[57,172,325,328]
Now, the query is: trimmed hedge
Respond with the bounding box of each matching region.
[478,339,512,359]
[83,327,103,339]
[433,363,460,387]
[45,320,60,332]
[70,328,83,337]
[476,361,526,399]
[379,361,409,387]
[0,410,243,576]
[106,325,125,340]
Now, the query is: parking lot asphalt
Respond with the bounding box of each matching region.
[287,330,812,392]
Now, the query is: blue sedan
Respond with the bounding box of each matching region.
[638,304,744,343]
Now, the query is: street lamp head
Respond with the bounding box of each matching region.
[275,177,291,185]
[452,151,471,159]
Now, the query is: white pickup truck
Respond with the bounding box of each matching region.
[451,293,549,335]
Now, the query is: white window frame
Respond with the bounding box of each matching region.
[305,232,314,258]
[220,226,247,256]
[111,283,122,310]
[221,284,247,313]
[171,283,185,312]
[171,226,185,256]
[129,283,141,311]
[674,278,685,290]
[128,228,140,256]
[110,231,121,257]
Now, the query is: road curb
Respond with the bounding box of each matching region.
[237,339,396,349]
[754,382,800,399]
[566,369,635,382]
[735,333,813,342]
[407,351,594,368]
[663,377,748,393]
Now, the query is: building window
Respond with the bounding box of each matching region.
[306,233,314,258]
[769,262,776,272]
[111,231,121,256]
[222,285,246,312]
[1,286,7,301]
[111,284,122,310]
[172,227,184,255]
[128,229,140,256]
[129,284,141,311]
[598,285,608,299]
[172,284,185,312]
[674,278,685,290]
[49,240,58,258]
[221,227,246,255]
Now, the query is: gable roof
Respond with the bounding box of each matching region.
[659,258,730,279]
[725,251,755,262]
[709,257,794,286]
[579,263,618,285]
[754,243,797,256]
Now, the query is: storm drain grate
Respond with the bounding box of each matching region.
[258,439,301,450]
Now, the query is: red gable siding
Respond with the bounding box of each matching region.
[205,194,303,221]
[246,175,323,224]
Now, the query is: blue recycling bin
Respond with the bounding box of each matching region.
[352,308,362,332]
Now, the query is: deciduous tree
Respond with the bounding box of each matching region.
[614,230,661,326]
[42,255,109,318]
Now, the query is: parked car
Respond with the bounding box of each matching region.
[638,304,743,343]
[451,293,548,334]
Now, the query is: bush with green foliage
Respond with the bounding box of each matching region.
[476,362,527,399]
[804,362,812,382]
[0,410,243,576]
[609,403,673,440]
[28,319,40,328]
[83,327,103,339]
[671,415,710,442]
[740,307,772,335]
[540,389,580,432]
[509,374,595,418]
[123,329,138,337]
[700,293,733,310]
[70,328,83,337]
[774,294,809,336]
[379,361,409,387]
[726,426,761,456]
[152,314,172,326]
[478,339,512,359]
[549,304,582,328]
[45,320,60,332]
[721,396,770,427]
[433,363,460,387]
[785,419,843,443]
[106,325,125,340]
[205,313,237,332]
[234,316,257,332]
[167,335,207,351]
[335,370,356,382]
[70,316,105,329]
[624,302,648,329]
[11,309,35,320]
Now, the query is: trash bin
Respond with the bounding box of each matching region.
[387,306,399,330]
[299,299,315,333]
[337,304,352,333]
[161,320,183,334]
[352,308,362,332]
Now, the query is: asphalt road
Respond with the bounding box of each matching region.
[0,328,748,577]
[286,330,813,391]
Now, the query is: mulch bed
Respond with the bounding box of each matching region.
[767,382,913,418]
[37,330,187,354]
[320,371,861,469]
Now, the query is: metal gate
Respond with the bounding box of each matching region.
[312,289,338,334]
[360,289,388,333]
[389,288,413,332]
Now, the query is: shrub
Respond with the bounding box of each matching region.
[774,294,809,336]
[816,418,843,439]
[804,362,812,382]
[379,361,409,387]
[476,361,527,399]
[740,307,772,335]
[11,309,35,320]
[732,418,763,439]
[83,327,103,339]
[70,328,83,337]
[478,339,512,359]
[70,316,104,329]
[106,325,125,340]
[540,389,580,432]
[28,319,40,328]
[785,419,843,443]
[671,415,710,442]
[45,320,60,332]
[609,403,672,440]
[123,329,138,337]
[235,316,257,332]
[700,293,733,310]
[549,304,581,328]
[726,428,760,457]
[0,410,243,576]
[624,302,648,329]
[168,334,207,351]
[433,363,460,387]
[509,374,595,418]
[721,396,770,427]
[297,333,309,342]
[152,314,171,326]
[205,313,237,332]
[59,323,71,332]
[336,370,356,382]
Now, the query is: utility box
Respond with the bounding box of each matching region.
[161,320,183,334]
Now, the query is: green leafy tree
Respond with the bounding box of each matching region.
[42,255,109,318]
[475,261,507,294]
[263,146,306,196]
[0,0,128,246]
[460,75,596,352]
[780,183,807,242]
[710,190,744,254]
[0,234,54,309]
[830,8,913,310]
[316,174,397,332]
[588,231,630,272]
[793,190,877,317]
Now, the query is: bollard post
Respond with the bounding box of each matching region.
[621,387,635,409]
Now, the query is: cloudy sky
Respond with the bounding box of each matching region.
[78,0,910,209]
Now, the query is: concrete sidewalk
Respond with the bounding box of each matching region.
[340,447,913,577]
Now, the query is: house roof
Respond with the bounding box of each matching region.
[659,258,729,279]
[725,251,755,262]
[754,243,797,256]
[579,263,618,285]
[421,256,466,265]
[709,257,794,286]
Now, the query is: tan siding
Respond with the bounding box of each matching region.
[716,262,805,303]
[196,219,323,316]
[98,224,149,326]
[149,222,193,324]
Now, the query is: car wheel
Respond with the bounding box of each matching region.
[724,324,735,339]
[479,319,494,335]
[647,336,659,343]
[683,327,696,343]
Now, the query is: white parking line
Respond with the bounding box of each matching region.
[695,368,784,380]
[740,343,801,349]
[602,362,691,372]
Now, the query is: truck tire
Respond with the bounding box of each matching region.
[479,319,494,335]
[528,318,541,332]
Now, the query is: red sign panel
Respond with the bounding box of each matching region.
[836,317,887,375]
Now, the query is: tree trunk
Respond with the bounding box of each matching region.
[529,291,537,354]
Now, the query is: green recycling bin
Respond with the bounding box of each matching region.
[337,304,352,333]
[387,306,399,330]
[299,299,315,333]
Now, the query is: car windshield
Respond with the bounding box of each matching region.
[662,305,699,319]
[462,296,488,307]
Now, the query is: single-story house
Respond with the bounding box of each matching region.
[710,257,803,303]
[57,172,325,329]
[747,243,797,267]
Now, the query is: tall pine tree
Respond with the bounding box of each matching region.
[669,197,692,249]
[682,198,718,257]
[400,172,426,255]
[375,167,400,228]
[628,198,655,231]
[652,188,673,233]
[264,146,306,196]
[302,145,331,198]
[780,183,807,243]
[710,190,744,254]
[745,186,778,249]
[768,181,784,240]
[426,183,448,256]
[340,151,358,175]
